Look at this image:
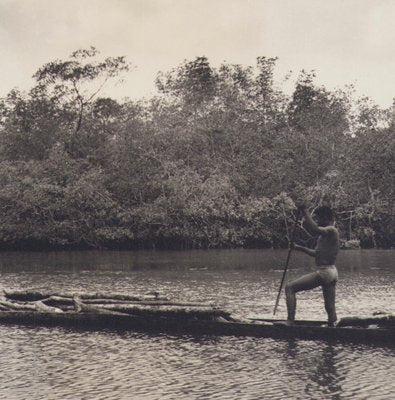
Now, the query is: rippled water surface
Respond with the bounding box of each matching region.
[0,249,394,399]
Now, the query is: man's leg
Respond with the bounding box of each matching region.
[322,282,337,326]
[285,272,322,322]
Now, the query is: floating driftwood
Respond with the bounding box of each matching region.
[35,301,63,314]
[0,297,63,313]
[1,289,227,321]
[41,295,212,308]
[0,299,36,311]
[4,290,168,302]
[72,295,128,316]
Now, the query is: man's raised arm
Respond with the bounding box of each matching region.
[298,203,331,235]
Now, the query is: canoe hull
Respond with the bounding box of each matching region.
[0,311,394,345]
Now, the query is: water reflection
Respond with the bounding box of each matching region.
[281,340,344,399]
[0,326,395,400]
[309,344,343,399]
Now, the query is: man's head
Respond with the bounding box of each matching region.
[314,206,334,227]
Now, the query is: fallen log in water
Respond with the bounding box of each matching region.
[2,289,228,321]
[0,299,36,311]
[5,290,214,310]
[69,296,228,320]
[42,296,213,308]
[0,298,64,313]
[4,290,167,302]
[73,296,140,316]
[35,301,64,314]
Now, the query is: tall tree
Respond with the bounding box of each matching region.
[33,46,129,134]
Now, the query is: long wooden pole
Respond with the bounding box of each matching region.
[273,208,300,315]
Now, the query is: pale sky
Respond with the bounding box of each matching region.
[0,0,394,108]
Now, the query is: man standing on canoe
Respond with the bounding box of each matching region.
[284,203,339,327]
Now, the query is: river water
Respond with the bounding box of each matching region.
[0,249,394,399]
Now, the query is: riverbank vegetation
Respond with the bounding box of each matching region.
[0,48,393,250]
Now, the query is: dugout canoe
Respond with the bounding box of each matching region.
[0,289,394,345]
[0,310,394,345]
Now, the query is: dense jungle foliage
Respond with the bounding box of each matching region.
[0,48,394,250]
